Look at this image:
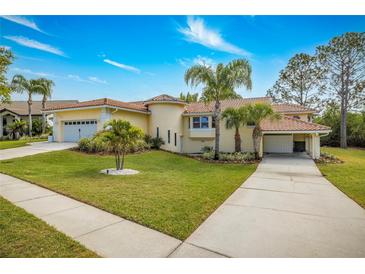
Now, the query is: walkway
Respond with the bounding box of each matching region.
[0,173,181,257]
[0,142,78,160]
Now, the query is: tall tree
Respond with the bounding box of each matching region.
[37,78,54,134]
[179,92,199,103]
[0,47,14,103]
[266,53,325,108]
[243,103,281,159]
[317,32,365,148]
[222,107,248,152]
[11,75,42,137]
[185,59,252,159]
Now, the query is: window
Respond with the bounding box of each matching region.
[188,117,190,128]
[293,115,300,120]
[168,130,171,144]
[86,121,90,124]
[192,116,209,129]
[212,117,216,128]
[174,133,177,146]
[156,127,159,138]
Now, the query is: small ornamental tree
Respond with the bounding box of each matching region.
[221,107,248,152]
[243,103,281,159]
[103,119,144,170]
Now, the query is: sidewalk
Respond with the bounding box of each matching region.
[0,173,181,257]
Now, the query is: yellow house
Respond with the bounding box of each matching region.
[43,94,331,159]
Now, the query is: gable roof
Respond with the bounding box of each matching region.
[0,100,78,116]
[261,116,330,132]
[144,94,185,104]
[272,103,316,114]
[185,97,272,114]
[43,98,149,113]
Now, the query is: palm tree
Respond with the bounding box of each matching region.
[36,78,54,134]
[184,59,252,159]
[11,75,42,137]
[179,92,199,103]
[243,103,281,159]
[7,119,26,140]
[103,119,144,170]
[222,107,248,152]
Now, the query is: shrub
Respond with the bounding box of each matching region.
[150,137,165,149]
[201,146,213,153]
[78,131,149,154]
[201,151,255,162]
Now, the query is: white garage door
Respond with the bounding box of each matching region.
[63,120,97,142]
[264,135,293,153]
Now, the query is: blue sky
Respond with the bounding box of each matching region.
[1,15,364,102]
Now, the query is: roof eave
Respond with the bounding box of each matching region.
[42,104,150,115]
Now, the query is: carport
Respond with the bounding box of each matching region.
[259,116,331,159]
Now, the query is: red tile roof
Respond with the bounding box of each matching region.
[145,94,184,104]
[43,98,149,113]
[261,116,330,132]
[1,100,78,116]
[272,103,316,114]
[185,97,272,114]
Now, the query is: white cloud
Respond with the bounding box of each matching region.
[177,55,215,68]
[0,16,44,33]
[103,59,141,74]
[12,67,56,78]
[3,36,65,57]
[193,55,215,67]
[88,76,107,84]
[67,74,90,83]
[178,16,251,57]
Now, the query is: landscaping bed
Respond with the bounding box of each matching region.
[0,150,256,240]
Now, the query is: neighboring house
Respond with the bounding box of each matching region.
[43,95,331,159]
[0,100,78,137]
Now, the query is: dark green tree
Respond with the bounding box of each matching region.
[267,53,325,109]
[0,47,14,103]
[316,32,365,148]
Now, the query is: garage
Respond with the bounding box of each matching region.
[263,134,293,154]
[63,120,97,142]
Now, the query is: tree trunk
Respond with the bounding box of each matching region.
[121,151,125,170]
[28,95,32,138]
[340,98,347,148]
[214,100,221,160]
[252,126,261,159]
[115,152,119,170]
[42,97,46,134]
[234,127,241,152]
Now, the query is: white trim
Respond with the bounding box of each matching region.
[262,130,331,134]
[182,112,213,116]
[42,105,150,115]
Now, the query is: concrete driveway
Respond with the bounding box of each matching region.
[0,142,77,160]
[171,153,365,258]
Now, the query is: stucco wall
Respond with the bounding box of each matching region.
[53,108,102,142]
[148,103,185,152]
[181,115,254,153]
[111,109,149,133]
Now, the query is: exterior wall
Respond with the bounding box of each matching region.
[293,134,305,142]
[181,115,254,153]
[148,103,185,152]
[111,109,149,133]
[53,108,102,142]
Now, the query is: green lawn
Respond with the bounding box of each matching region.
[0,150,256,240]
[317,147,365,208]
[0,197,97,258]
[0,138,47,150]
